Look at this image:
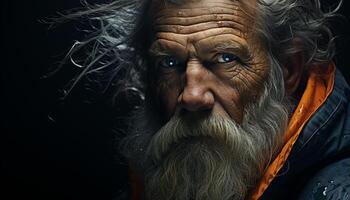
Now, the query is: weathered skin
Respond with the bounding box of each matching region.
[148,0,270,123]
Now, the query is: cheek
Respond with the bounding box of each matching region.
[154,71,183,118]
[218,62,269,116]
[236,64,270,106]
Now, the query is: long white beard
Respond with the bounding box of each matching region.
[144,86,288,200]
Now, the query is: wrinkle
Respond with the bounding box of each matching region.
[155,7,242,18]
[193,29,247,44]
[156,20,244,31]
[155,28,247,47]
[154,14,246,27]
[234,69,265,97]
[235,73,252,93]
[244,65,266,77]
[153,35,187,47]
[222,66,241,79]
[155,22,244,35]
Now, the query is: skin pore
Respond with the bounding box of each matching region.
[148,0,271,123]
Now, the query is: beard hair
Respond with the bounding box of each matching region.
[120,57,291,200]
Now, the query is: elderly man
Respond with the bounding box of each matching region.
[65,0,350,199]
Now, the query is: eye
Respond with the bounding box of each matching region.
[217,53,238,63]
[159,56,180,68]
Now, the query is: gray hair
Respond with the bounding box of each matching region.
[57,0,342,100]
[255,0,342,65]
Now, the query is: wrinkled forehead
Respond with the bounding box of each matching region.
[147,0,258,46]
[150,0,256,10]
[149,0,257,22]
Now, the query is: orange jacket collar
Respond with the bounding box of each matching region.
[251,63,336,199]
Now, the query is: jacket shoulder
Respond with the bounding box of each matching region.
[298,157,350,200]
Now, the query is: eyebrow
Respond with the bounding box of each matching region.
[212,41,247,53]
[148,38,252,62]
[200,40,250,61]
[148,44,168,57]
[148,39,185,57]
[213,42,239,51]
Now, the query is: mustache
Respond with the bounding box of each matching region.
[147,111,245,163]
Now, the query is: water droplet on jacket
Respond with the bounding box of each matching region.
[322,187,328,196]
[312,184,326,200]
[61,89,69,97]
[47,115,56,122]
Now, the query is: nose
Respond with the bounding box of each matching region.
[178,60,215,112]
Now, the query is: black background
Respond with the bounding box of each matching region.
[1,1,350,200]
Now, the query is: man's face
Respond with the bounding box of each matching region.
[149,0,269,123]
[125,0,289,199]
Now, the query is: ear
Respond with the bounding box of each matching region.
[282,39,305,96]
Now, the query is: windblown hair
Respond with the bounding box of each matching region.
[58,0,342,100]
[255,0,342,65]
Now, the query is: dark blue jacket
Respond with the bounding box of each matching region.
[261,70,350,200]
